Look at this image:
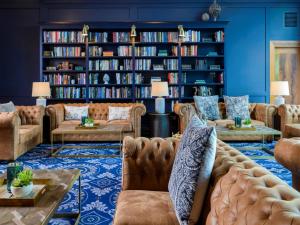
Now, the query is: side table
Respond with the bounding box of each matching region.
[149,113,170,138]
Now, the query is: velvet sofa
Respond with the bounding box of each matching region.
[113,136,300,225]
[278,104,300,137]
[46,103,146,142]
[174,102,277,141]
[0,106,44,160]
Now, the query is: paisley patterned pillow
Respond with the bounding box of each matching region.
[168,115,217,225]
[193,95,220,120]
[224,95,250,120]
[108,106,132,121]
[64,106,89,121]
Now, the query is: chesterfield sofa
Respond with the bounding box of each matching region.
[278,104,300,137]
[0,106,44,160]
[113,137,300,225]
[174,102,277,141]
[46,103,146,142]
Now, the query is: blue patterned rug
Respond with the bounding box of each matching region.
[0,142,292,225]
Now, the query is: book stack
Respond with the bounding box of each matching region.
[158,49,169,56]
[182,64,192,70]
[181,45,198,56]
[135,59,151,70]
[167,73,178,84]
[44,73,86,85]
[184,30,201,42]
[113,32,130,43]
[89,46,103,56]
[163,59,178,70]
[135,46,157,56]
[89,87,132,98]
[89,32,108,43]
[139,32,178,42]
[136,87,151,98]
[43,31,84,43]
[215,31,224,42]
[51,47,83,57]
[118,46,133,56]
[103,51,114,57]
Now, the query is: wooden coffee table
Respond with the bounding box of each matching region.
[0,169,81,225]
[51,126,125,158]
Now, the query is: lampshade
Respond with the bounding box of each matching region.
[151,82,169,97]
[270,81,290,96]
[32,82,51,97]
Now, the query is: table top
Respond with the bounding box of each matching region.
[0,169,80,225]
[52,125,125,135]
[216,125,282,136]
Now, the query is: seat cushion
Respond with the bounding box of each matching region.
[114,190,179,225]
[107,120,132,132]
[19,125,40,144]
[285,124,300,137]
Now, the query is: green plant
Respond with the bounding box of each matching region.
[12,169,33,187]
[243,118,252,125]
[85,118,94,124]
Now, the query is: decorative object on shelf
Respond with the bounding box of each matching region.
[207,51,218,56]
[210,65,221,70]
[11,169,33,197]
[242,118,252,128]
[178,25,185,42]
[202,12,210,21]
[82,24,89,37]
[103,73,110,84]
[6,162,23,193]
[270,81,290,106]
[234,116,242,128]
[32,82,51,107]
[209,0,222,21]
[151,81,169,114]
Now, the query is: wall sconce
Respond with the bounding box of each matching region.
[130,25,137,43]
[178,25,185,42]
[82,24,89,37]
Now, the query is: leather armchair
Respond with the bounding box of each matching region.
[0,106,44,160]
[278,104,300,137]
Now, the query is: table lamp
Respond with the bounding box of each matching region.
[270,81,290,106]
[151,81,169,114]
[32,82,51,107]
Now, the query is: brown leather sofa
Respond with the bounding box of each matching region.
[0,106,44,161]
[174,102,277,141]
[46,103,146,141]
[113,137,300,225]
[278,104,300,137]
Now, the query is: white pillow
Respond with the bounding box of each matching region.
[108,106,131,121]
[64,106,89,121]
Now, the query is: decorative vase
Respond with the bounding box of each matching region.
[209,0,222,21]
[202,12,210,21]
[7,163,23,193]
[11,182,33,197]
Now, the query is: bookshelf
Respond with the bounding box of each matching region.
[41,22,226,111]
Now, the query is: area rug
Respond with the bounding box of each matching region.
[0,142,292,225]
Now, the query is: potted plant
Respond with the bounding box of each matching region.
[84,118,94,127]
[11,169,33,197]
[242,118,252,128]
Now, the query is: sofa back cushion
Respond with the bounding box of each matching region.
[168,115,217,225]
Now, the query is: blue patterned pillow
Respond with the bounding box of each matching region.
[224,95,250,120]
[168,115,217,225]
[193,95,220,120]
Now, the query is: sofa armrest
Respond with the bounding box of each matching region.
[46,104,65,131]
[251,104,276,128]
[174,103,196,134]
[122,136,179,191]
[278,104,300,136]
[129,104,146,137]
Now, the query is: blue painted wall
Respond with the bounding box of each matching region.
[0,0,300,104]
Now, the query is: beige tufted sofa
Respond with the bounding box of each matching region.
[0,106,44,160]
[113,137,300,225]
[46,103,146,141]
[174,102,277,141]
[278,104,300,137]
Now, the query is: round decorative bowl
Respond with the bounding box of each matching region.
[11,182,33,197]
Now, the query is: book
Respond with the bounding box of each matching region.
[103,51,114,57]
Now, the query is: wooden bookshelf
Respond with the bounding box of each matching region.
[40,22,226,111]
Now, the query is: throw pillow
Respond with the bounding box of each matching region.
[0,101,16,112]
[193,95,220,120]
[108,106,131,121]
[224,95,250,120]
[168,115,217,225]
[64,106,89,121]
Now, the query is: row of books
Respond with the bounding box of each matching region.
[167,73,178,84]
[89,87,132,98]
[118,46,133,56]
[52,87,86,99]
[88,73,134,85]
[135,87,151,98]
[163,59,178,70]
[89,59,133,70]
[45,47,83,57]
[43,31,84,43]
[113,32,130,43]
[139,32,178,43]
[89,32,108,43]
[43,73,86,85]
[215,31,224,42]
[89,46,103,56]
[180,45,198,56]
[135,46,157,56]
[183,30,201,42]
[135,59,151,70]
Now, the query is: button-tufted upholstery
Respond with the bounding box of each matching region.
[174,103,277,141]
[0,106,44,160]
[278,104,300,137]
[46,103,146,141]
[113,137,300,225]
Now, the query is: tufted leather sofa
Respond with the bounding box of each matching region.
[174,102,277,141]
[46,103,146,141]
[0,106,44,160]
[113,137,300,225]
[278,104,300,137]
